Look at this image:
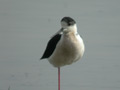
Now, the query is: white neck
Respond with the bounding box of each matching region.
[63,24,77,34]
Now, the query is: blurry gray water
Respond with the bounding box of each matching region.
[0,0,120,90]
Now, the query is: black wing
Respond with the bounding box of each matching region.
[40,34,61,59]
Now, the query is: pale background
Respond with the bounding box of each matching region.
[0,0,120,90]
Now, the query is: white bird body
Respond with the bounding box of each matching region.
[41,17,85,90]
[48,24,85,67]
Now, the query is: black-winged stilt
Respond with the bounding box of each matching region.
[41,17,85,90]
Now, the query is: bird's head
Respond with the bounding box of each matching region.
[60,17,77,33]
[61,17,76,29]
[52,17,77,36]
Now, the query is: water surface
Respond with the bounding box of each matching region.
[0,0,120,90]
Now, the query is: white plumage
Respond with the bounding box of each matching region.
[48,24,84,67]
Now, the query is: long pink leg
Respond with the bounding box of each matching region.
[58,67,60,90]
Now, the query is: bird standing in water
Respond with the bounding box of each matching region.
[41,17,85,90]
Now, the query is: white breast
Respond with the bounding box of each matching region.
[48,31,85,67]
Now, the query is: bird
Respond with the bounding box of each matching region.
[40,17,85,90]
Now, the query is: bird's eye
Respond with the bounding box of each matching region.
[68,21,74,26]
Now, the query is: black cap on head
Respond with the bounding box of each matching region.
[61,17,76,26]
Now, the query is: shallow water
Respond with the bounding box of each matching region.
[0,0,120,90]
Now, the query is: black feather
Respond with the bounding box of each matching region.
[40,34,61,59]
